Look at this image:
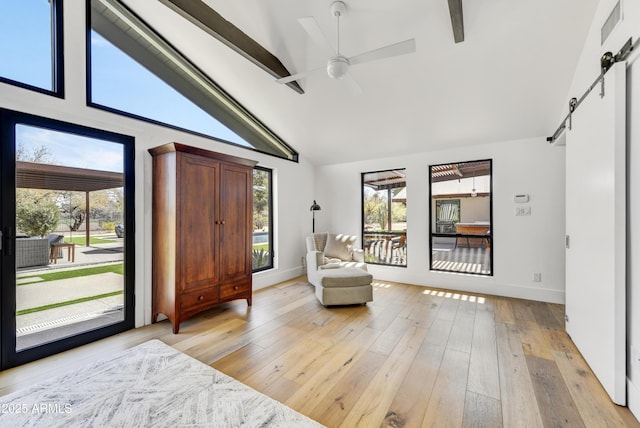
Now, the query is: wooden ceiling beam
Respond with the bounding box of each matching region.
[447,0,465,43]
[159,0,304,94]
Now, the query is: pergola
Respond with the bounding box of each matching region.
[16,161,124,246]
[430,160,491,183]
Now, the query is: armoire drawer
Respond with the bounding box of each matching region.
[220,282,251,300]
[181,287,219,312]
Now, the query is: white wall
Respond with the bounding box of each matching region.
[0,3,315,327]
[563,0,640,418]
[315,137,566,303]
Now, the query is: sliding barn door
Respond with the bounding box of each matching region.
[565,62,626,405]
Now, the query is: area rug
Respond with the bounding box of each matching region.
[0,339,324,427]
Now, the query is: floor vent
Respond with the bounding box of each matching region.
[601,0,621,45]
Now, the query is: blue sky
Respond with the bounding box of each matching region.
[0,1,52,90]
[17,125,124,173]
[90,32,246,145]
[1,0,249,158]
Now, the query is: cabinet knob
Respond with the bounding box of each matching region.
[233,285,239,290]
[198,295,204,301]
[221,220,226,225]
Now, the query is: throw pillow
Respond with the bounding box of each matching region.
[313,232,328,252]
[324,233,355,261]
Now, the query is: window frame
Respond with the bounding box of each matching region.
[85,0,298,162]
[428,159,493,276]
[252,166,273,273]
[361,168,407,268]
[0,0,65,97]
[0,108,135,369]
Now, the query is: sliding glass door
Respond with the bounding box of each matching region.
[0,110,135,368]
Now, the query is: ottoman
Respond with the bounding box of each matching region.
[315,267,373,306]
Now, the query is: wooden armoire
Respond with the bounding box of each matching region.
[149,143,257,333]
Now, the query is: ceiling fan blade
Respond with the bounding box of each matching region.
[298,17,335,56]
[349,38,416,66]
[276,64,325,84]
[341,72,362,96]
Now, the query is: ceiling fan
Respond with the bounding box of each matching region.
[276,1,416,94]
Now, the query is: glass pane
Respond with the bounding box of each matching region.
[15,125,125,351]
[430,160,492,275]
[89,0,297,161]
[362,169,407,266]
[252,168,272,271]
[90,31,247,145]
[0,0,55,91]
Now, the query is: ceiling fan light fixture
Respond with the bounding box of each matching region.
[327,56,349,79]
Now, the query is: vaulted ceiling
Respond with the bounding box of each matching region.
[123,0,599,165]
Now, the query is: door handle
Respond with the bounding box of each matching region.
[3,228,15,256]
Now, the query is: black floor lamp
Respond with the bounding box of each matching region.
[310,200,321,233]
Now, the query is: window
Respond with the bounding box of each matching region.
[361,169,407,267]
[252,167,273,271]
[88,0,297,161]
[0,0,64,95]
[429,160,493,275]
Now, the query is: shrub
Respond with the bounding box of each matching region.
[252,248,270,269]
[16,202,60,238]
[102,221,116,231]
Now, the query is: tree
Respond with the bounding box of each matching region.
[363,189,388,230]
[253,170,269,231]
[16,142,55,163]
[15,143,62,236]
[57,191,86,232]
[16,201,60,238]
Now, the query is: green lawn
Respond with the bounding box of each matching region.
[253,243,269,251]
[17,263,124,284]
[17,263,124,315]
[64,236,118,245]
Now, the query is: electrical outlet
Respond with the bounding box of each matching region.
[515,206,531,216]
[533,272,541,282]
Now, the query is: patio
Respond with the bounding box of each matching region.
[15,236,125,350]
[17,236,124,274]
[431,246,491,275]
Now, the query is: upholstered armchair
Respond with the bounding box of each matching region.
[305,232,372,305]
[305,232,367,287]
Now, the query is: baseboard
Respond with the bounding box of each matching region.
[629,378,640,422]
[253,266,305,290]
[368,267,565,304]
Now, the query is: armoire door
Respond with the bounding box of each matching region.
[179,153,220,290]
[219,163,252,281]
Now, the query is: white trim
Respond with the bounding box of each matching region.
[253,267,305,291]
[629,378,640,421]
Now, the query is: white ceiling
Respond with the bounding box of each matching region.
[125,0,599,165]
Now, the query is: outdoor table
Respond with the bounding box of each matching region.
[50,242,75,264]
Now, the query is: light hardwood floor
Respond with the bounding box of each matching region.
[1,277,638,427]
